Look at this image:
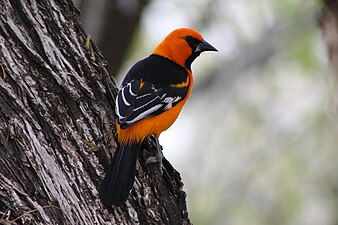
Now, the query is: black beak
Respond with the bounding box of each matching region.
[195,39,218,53]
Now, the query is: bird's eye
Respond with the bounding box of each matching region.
[184,36,201,49]
[184,36,194,41]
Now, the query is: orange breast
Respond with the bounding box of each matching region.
[117,72,193,144]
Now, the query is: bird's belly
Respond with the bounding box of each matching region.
[117,99,187,144]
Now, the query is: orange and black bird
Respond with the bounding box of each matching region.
[99,28,217,207]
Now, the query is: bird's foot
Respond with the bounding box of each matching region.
[146,137,164,164]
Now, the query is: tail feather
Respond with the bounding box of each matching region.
[99,143,140,206]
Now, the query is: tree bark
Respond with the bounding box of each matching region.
[319,0,338,81]
[0,0,190,224]
[319,1,338,118]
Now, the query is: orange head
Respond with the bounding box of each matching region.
[152,28,217,69]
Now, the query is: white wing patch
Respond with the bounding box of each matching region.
[116,80,188,128]
[163,96,182,110]
[126,104,162,125]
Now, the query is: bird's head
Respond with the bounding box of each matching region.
[152,28,217,70]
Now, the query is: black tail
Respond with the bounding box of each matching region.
[99,143,140,207]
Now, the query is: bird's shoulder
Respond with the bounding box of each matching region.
[122,54,189,87]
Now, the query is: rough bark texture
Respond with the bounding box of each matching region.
[0,0,190,224]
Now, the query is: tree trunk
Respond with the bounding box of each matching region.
[77,0,149,77]
[0,0,191,224]
[319,0,338,81]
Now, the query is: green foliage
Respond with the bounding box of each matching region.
[287,30,322,73]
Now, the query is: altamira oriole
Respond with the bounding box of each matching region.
[99,28,217,206]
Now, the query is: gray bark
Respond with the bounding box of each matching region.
[0,0,190,224]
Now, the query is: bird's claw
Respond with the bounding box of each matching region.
[146,137,164,165]
[145,150,163,164]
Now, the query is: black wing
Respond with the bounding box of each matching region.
[115,55,190,129]
[116,79,188,129]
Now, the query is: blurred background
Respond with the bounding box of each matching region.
[75,0,338,224]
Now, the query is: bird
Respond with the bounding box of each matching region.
[99,28,217,207]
